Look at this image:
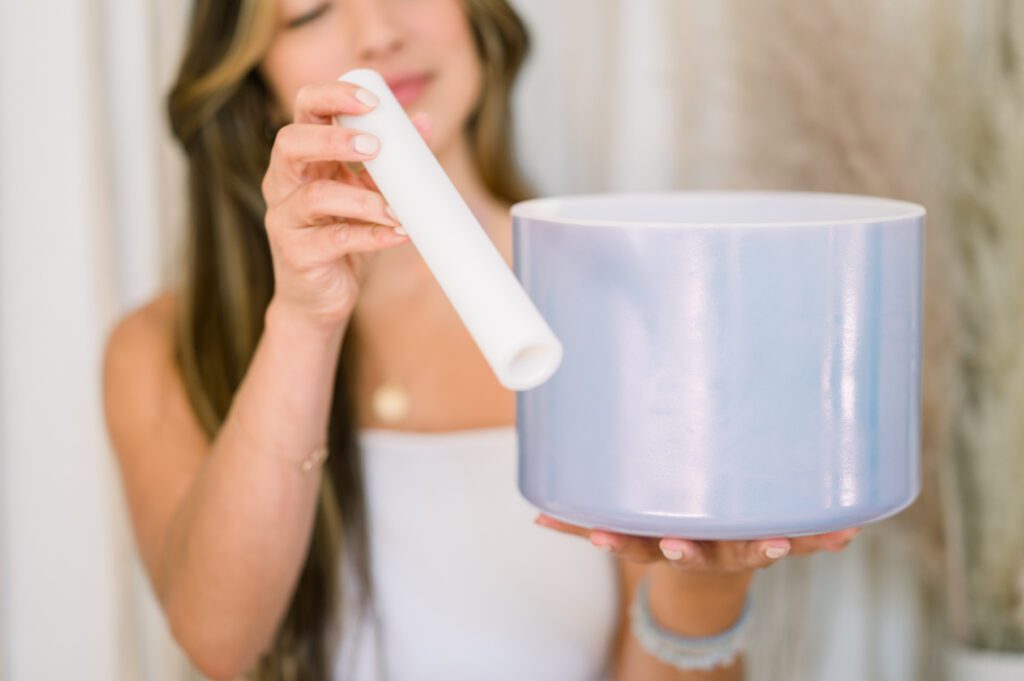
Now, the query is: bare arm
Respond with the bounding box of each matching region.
[103,82,430,679]
[103,297,347,679]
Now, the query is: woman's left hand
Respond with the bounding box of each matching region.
[535,513,861,573]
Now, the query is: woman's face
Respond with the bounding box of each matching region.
[261,0,482,153]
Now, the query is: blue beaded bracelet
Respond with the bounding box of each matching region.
[629,574,752,671]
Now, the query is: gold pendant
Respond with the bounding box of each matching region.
[372,379,411,423]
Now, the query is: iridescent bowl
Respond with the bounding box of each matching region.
[512,191,924,539]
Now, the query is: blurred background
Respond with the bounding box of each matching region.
[0,0,1021,679]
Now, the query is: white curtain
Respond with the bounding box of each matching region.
[0,1,191,679]
[0,1,953,679]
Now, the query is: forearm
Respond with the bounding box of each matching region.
[614,565,752,681]
[159,300,347,673]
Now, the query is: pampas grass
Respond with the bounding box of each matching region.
[931,0,1024,653]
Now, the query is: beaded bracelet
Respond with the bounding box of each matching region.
[629,573,752,671]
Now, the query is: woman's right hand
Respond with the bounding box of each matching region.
[261,80,432,332]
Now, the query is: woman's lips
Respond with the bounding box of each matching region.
[386,74,433,106]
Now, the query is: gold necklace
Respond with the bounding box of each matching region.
[372,378,411,424]
[355,292,455,426]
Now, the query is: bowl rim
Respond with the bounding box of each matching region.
[509,190,926,228]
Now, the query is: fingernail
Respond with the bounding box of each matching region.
[393,226,408,236]
[660,538,693,562]
[355,88,379,108]
[385,206,399,221]
[764,544,790,560]
[662,547,685,561]
[591,535,614,552]
[353,134,379,155]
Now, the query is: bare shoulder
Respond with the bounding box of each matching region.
[105,289,177,351]
[102,288,206,459]
[102,289,180,419]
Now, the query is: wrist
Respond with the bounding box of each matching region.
[223,299,347,466]
[645,562,753,637]
[650,561,754,596]
[630,572,752,672]
[264,297,349,348]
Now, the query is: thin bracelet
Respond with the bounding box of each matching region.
[629,573,752,671]
[296,444,329,473]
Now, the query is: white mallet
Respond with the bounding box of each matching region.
[335,68,562,391]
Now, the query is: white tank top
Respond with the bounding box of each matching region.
[333,425,620,681]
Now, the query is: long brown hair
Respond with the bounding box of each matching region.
[166,0,534,678]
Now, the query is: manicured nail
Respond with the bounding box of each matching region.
[394,226,408,236]
[353,134,379,155]
[591,535,614,552]
[660,538,691,562]
[355,88,379,108]
[764,544,790,560]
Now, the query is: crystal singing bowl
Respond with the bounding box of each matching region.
[511,191,925,539]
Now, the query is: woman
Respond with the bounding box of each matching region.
[101,0,860,679]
